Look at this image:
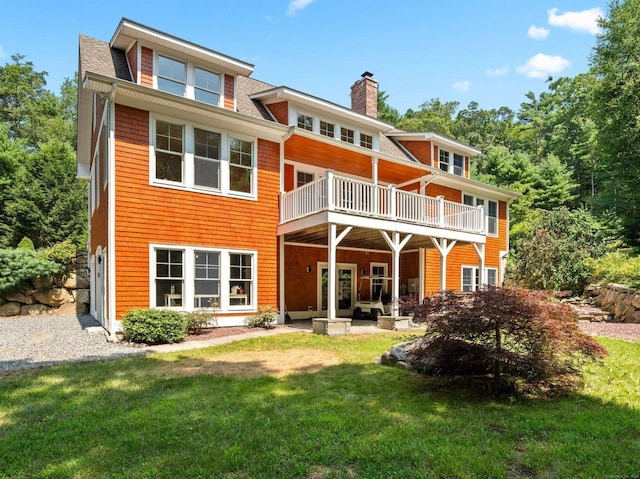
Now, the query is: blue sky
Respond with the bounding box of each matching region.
[0,0,606,114]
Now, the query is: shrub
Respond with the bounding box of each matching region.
[246,305,278,329]
[0,248,63,294]
[183,310,216,335]
[40,239,78,265]
[403,287,607,395]
[122,309,187,344]
[17,237,35,250]
[587,251,640,288]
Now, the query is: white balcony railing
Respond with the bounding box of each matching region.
[280,171,486,234]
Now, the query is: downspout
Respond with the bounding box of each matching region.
[278,126,295,323]
[107,82,117,337]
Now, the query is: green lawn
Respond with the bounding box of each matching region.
[0,333,638,479]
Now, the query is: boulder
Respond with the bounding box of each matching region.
[33,288,74,307]
[5,292,35,304]
[614,299,631,318]
[20,304,52,316]
[31,275,53,290]
[63,273,90,289]
[54,302,88,316]
[0,302,21,317]
[72,289,90,304]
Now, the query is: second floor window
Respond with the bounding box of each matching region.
[158,56,186,96]
[439,150,450,172]
[297,171,314,187]
[297,114,313,131]
[195,67,220,105]
[155,120,184,182]
[360,133,373,149]
[320,121,334,138]
[453,154,464,176]
[229,137,253,194]
[194,128,221,189]
[463,194,498,236]
[341,127,354,144]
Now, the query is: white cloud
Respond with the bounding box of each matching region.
[287,0,315,16]
[517,53,571,78]
[548,7,604,34]
[452,81,470,92]
[486,66,509,76]
[528,25,550,39]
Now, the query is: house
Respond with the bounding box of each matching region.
[77,18,518,335]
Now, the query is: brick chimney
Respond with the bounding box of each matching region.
[351,71,378,118]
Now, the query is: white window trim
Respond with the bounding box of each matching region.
[152,50,225,108]
[150,244,257,313]
[150,113,258,200]
[462,192,499,237]
[439,148,465,176]
[370,262,388,299]
[461,265,498,291]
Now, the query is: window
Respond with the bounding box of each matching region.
[453,153,464,176]
[155,249,183,307]
[152,246,256,311]
[297,171,314,187]
[230,253,253,306]
[320,120,334,138]
[370,264,387,300]
[360,133,373,149]
[194,128,221,189]
[155,120,184,182]
[341,127,354,144]
[462,266,498,291]
[229,137,253,194]
[194,67,220,106]
[194,251,220,308]
[463,194,498,236]
[439,150,450,172]
[158,56,186,95]
[297,114,313,131]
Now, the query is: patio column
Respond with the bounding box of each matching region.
[473,243,485,289]
[279,235,285,323]
[381,231,412,316]
[431,238,457,291]
[418,247,426,303]
[327,224,353,319]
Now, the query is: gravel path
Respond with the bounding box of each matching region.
[0,315,145,374]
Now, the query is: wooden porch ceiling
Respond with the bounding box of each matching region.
[283,224,441,252]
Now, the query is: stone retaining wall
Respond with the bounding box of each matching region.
[583,283,640,323]
[0,255,90,317]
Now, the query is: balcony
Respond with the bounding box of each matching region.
[280,171,486,235]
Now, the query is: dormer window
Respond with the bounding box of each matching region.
[439,149,465,176]
[320,120,335,138]
[297,114,313,131]
[158,56,186,95]
[195,67,220,105]
[360,133,373,149]
[341,127,354,144]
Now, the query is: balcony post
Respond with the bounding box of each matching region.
[389,185,397,220]
[478,205,486,233]
[326,170,334,212]
[437,195,445,227]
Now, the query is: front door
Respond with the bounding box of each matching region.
[318,263,356,317]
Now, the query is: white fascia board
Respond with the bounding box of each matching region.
[250,87,395,132]
[82,72,291,142]
[388,132,482,157]
[110,18,254,77]
[77,77,95,179]
[432,173,520,202]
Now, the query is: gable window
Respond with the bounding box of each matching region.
[462,266,498,291]
[297,114,313,131]
[360,133,373,149]
[194,250,220,308]
[155,249,184,307]
[230,253,253,306]
[194,128,221,189]
[155,120,184,182]
[463,194,498,236]
[297,171,314,187]
[194,67,220,106]
[320,120,334,138]
[229,137,253,194]
[453,153,464,176]
[158,56,186,96]
[341,127,354,144]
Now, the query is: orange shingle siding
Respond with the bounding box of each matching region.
[140,47,153,87]
[224,75,235,110]
[267,101,289,124]
[126,42,138,84]
[112,104,281,320]
[398,140,433,166]
[465,156,470,179]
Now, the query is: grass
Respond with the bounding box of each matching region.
[0,333,639,478]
